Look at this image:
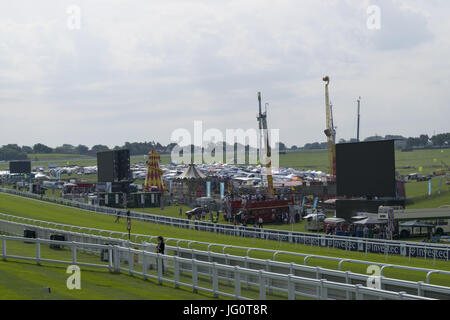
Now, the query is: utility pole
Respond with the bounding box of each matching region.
[357,97,361,142]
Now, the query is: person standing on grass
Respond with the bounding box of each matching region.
[258,217,263,228]
[156,236,165,274]
[363,225,369,238]
[179,207,182,216]
[114,209,121,223]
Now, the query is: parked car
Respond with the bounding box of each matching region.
[185,207,209,219]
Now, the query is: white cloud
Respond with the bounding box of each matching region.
[0,0,448,149]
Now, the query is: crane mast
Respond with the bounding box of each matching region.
[257,92,274,198]
[357,97,361,142]
[323,76,336,180]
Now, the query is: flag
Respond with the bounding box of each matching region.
[313,197,319,209]
[220,182,225,200]
[428,179,432,196]
[439,178,443,195]
[387,207,394,233]
[206,181,211,198]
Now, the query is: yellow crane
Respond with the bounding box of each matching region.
[323,76,336,180]
[257,92,274,198]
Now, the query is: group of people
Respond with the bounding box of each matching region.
[358,224,391,239]
[184,208,221,223]
[228,192,290,204]
[325,223,392,239]
[233,216,264,228]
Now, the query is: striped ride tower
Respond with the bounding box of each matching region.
[144,149,164,193]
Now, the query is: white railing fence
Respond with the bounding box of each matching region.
[1,218,449,299]
[0,235,436,300]
[1,212,449,286]
[1,187,449,262]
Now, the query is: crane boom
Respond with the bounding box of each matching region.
[323,76,336,180]
[257,92,274,198]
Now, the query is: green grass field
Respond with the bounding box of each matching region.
[133,205,315,233]
[1,149,449,299]
[0,242,218,300]
[404,177,450,208]
[27,153,95,161]
[0,192,449,291]
[2,148,448,173]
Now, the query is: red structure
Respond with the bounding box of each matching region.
[230,199,293,224]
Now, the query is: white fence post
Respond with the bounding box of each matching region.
[212,262,218,298]
[316,267,322,298]
[259,270,266,300]
[345,271,350,300]
[287,274,295,300]
[174,256,180,289]
[142,251,148,280]
[234,266,241,299]
[108,246,113,272]
[113,246,120,273]
[36,241,40,265]
[417,281,423,297]
[2,237,6,261]
[157,254,163,285]
[192,259,198,293]
[225,254,231,286]
[128,248,133,276]
[320,279,327,299]
[208,251,213,280]
[243,256,250,289]
[266,260,272,295]
[355,284,363,300]
[72,242,77,264]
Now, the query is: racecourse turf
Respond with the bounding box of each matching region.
[0,192,449,291]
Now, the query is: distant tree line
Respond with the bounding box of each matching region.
[0,141,179,161]
[0,144,28,161]
[287,132,449,151]
[0,132,448,161]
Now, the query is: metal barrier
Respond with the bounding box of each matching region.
[1,188,449,261]
[2,213,449,282]
[0,235,436,300]
[1,212,449,278]
[1,217,449,299]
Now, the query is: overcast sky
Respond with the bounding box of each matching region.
[0,0,449,149]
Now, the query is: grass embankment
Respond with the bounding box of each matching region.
[0,242,217,300]
[0,239,297,300]
[3,148,448,173]
[404,177,450,209]
[0,193,449,288]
